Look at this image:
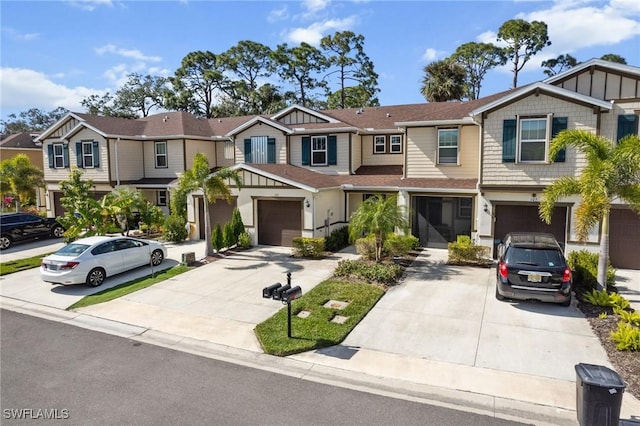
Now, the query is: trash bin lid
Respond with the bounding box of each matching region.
[575,363,626,388]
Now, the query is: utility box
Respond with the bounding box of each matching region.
[181,252,196,266]
[575,363,626,426]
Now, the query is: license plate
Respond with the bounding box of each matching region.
[528,274,541,282]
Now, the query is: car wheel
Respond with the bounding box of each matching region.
[151,249,164,266]
[495,285,505,301]
[86,268,106,287]
[0,235,12,250]
[51,225,65,238]
[560,295,572,307]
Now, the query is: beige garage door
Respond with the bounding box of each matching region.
[609,208,640,269]
[258,200,302,246]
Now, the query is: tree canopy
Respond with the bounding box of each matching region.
[451,42,507,100]
[497,19,551,88]
[420,59,467,102]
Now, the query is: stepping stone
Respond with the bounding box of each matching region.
[297,310,311,319]
[331,315,349,324]
[323,300,350,310]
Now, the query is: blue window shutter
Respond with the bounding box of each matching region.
[301,137,310,165]
[47,145,54,168]
[328,135,337,165]
[63,144,69,168]
[267,138,276,164]
[244,138,252,163]
[92,141,100,167]
[502,119,516,163]
[552,117,568,162]
[76,142,83,167]
[617,115,638,142]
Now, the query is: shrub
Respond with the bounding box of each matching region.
[231,208,245,242]
[583,289,614,307]
[237,231,251,249]
[223,222,235,248]
[615,309,640,327]
[212,224,223,252]
[334,259,403,284]
[163,214,188,242]
[384,233,419,257]
[567,250,616,292]
[609,292,630,311]
[610,322,640,351]
[292,237,325,258]
[447,235,490,265]
[355,234,378,260]
[324,226,350,252]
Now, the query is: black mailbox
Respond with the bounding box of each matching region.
[282,286,302,302]
[263,283,282,299]
[273,284,291,301]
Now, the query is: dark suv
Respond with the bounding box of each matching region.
[0,213,65,250]
[496,232,572,306]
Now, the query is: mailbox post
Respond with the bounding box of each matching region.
[262,272,302,338]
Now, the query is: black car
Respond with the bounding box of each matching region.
[496,232,572,306]
[0,213,65,250]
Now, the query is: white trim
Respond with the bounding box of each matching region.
[394,117,476,127]
[226,116,292,137]
[270,104,340,123]
[543,58,640,85]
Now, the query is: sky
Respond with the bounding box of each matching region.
[1,0,639,122]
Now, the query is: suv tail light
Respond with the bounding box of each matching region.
[562,268,572,283]
[499,262,508,279]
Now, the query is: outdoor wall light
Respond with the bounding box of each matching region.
[305,199,310,208]
[484,203,489,213]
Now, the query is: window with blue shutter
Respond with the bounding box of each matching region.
[49,143,67,168]
[617,115,638,142]
[301,136,310,165]
[93,141,100,167]
[76,142,83,167]
[63,144,69,168]
[267,138,276,164]
[502,119,516,163]
[551,117,567,162]
[328,135,337,165]
[47,145,54,168]
[244,138,252,163]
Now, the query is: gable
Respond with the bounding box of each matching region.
[550,67,640,101]
[277,109,329,125]
[48,117,82,139]
[234,169,295,189]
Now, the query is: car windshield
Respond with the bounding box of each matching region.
[55,243,91,257]
[508,247,563,267]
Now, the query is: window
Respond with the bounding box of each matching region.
[390,135,402,153]
[157,190,167,206]
[519,118,547,162]
[457,198,472,218]
[374,136,386,153]
[155,141,167,168]
[438,129,458,164]
[224,140,234,160]
[53,143,65,168]
[82,142,94,168]
[312,136,327,165]
[244,136,275,164]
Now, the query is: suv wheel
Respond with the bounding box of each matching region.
[495,285,505,301]
[0,235,12,250]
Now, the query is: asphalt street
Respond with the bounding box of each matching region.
[0,309,527,426]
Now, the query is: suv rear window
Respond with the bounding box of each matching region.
[507,247,564,267]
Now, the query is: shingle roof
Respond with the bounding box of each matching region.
[0,132,40,149]
[239,164,341,190]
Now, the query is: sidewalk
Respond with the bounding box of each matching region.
[2,244,639,425]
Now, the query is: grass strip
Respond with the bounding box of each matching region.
[0,253,54,276]
[67,264,191,310]
[255,279,384,357]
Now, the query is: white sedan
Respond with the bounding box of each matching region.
[41,235,167,287]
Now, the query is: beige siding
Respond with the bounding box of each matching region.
[0,148,43,169]
[289,133,350,174]
[405,125,479,179]
[184,139,216,168]
[216,141,235,167]
[50,117,80,138]
[109,138,143,182]
[555,69,640,100]
[234,124,286,164]
[143,139,185,178]
[352,134,362,172]
[361,134,404,166]
[43,128,110,184]
[600,101,640,143]
[481,94,597,186]
[278,110,328,125]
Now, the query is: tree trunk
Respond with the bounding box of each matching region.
[597,211,610,291]
[203,197,214,258]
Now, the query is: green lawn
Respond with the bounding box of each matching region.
[67,265,192,310]
[0,253,53,276]
[255,279,384,356]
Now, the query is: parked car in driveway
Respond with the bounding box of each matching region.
[496,232,572,306]
[40,235,167,287]
[0,212,65,250]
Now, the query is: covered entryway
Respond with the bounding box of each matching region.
[196,196,237,240]
[610,208,640,269]
[257,200,302,246]
[411,196,473,248]
[493,204,567,256]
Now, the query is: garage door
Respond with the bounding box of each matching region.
[258,200,302,246]
[610,208,640,269]
[494,205,567,256]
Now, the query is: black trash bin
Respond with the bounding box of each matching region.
[575,363,626,426]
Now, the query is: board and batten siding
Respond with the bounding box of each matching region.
[289,133,350,174]
[184,139,216,168]
[405,125,479,179]
[143,139,185,178]
[234,125,286,164]
[553,68,640,100]
[361,134,404,166]
[481,94,596,186]
[109,138,143,182]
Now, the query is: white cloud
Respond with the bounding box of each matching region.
[1,27,40,42]
[421,48,446,62]
[284,16,357,45]
[65,0,113,11]
[95,44,162,62]
[302,0,331,16]
[0,68,106,114]
[268,5,289,23]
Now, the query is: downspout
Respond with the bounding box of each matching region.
[115,137,120,187]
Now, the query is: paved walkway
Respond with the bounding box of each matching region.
[2,243,639,425]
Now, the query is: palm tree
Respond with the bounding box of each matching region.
[177,153,242,257]
[0,154,44,210]
[539,131,640,290]
[420,59,466,102]
[348,194,408,262]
